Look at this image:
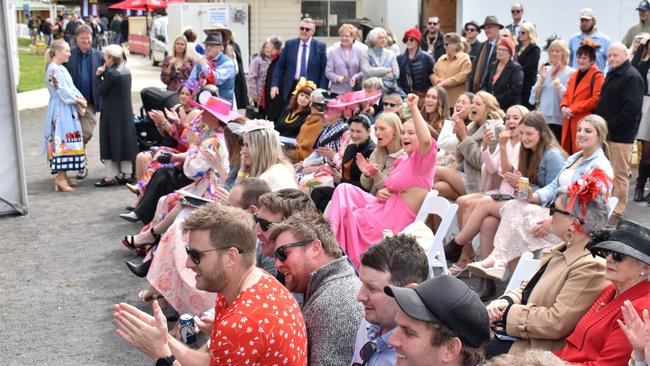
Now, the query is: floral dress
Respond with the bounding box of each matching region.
[43,63,86,173]
[160,57,195,91]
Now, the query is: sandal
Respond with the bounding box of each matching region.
[449,264,469,278]
[121,235,136,250]
[138,289,161,304]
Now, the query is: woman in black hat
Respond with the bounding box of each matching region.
[556,220,650,365]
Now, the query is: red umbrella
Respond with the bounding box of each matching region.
[109,0,166,11]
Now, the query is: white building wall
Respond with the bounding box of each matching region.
[460,0,639,47]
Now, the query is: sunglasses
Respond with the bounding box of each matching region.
[465,28,478,32]
[300,27,313,32]
[274,240,309,262]
[254,213,277,232]
[406,38,417,43]
[359,341,377,364]
[592,248,626,262]
[511,9,522,13]
[185,245,242,265]
[383,102,399,107]
[428,22,439,25]
[549,203,585,224]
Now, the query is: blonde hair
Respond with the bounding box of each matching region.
[103,44,128,65]
[338,23,358,38]
[245,128,290,177]
[578,114,611,159]
[474,91,505,120]
[506,104,530,118]
[548,39,570,66]
[372,112,403,166]
[519,22,538,45]
[173,35,192,63]
[444,32,463,52]
[45,39,68,70]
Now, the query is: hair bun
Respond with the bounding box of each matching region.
[586,229,611,251]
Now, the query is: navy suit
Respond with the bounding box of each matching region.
[64,47,104,111]
[272,37,328,101]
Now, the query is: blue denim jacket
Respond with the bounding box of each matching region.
[536,147,613,207]
[530,148,566,192]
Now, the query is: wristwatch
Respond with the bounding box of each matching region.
[155,355,175,366]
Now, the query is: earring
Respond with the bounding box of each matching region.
[564,227,574,245]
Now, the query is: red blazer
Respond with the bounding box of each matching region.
[556,281,650,365]
[559,64,604,154]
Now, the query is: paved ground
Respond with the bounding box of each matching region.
[1,54,649,365]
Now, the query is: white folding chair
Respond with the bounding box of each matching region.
[415,190,459,276]
[505,251,541,292]
[607,197,618,218]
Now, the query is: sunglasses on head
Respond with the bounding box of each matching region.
[274,240,309,262]
[592,248,626,262]
[549,202,585,224]
[383,102,399,107]
[185,245,242,265]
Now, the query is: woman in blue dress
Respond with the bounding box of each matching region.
[44,40,87,192]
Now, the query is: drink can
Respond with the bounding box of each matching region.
[517,177,529,200]
[179,314,197,345]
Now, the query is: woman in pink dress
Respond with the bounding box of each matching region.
[326,93,437,267]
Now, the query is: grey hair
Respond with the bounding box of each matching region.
[301,17,316,26]
[362,77,383,90]
[554,186,609,234]
[366,27,388,48]
[268,35,282,51]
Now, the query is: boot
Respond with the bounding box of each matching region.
[477,278,497,301]
[126,260,152,278]
[634,164,648,201]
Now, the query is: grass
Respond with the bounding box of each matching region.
[17,37,31,47]
[18,51,45,93]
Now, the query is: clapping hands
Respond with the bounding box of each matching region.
[356,153,379,177]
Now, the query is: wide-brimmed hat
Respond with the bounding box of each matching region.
[385,276,490,348]
[480,15,504,29]
[589,220,650,265]
[204,24,232,44]
[327,90,382,109]
[189,96,240,123]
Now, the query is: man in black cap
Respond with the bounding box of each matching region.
[623,0,650,48]
[464,20,482,62]
[188,27,236,104]
[385,275,489,366]
[471,16,502,92]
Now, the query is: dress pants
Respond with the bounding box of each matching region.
[133,166,192,225]
[609,142,633,218]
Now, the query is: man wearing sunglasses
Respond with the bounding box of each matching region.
[268,210,363,366]
[385,276,489,366]
[421,16,445,61]
[114,204,308,366]
[379,92,404,120]
[271,17,328,104]
[505,4,527,39]
[350,234,430,366]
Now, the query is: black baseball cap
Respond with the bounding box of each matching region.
[385,275,489,348]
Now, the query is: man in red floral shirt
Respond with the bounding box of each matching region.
[113,204,308,366]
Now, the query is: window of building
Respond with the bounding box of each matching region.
[301,0,356,37]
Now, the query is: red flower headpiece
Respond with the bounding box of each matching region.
[565,167,614,221]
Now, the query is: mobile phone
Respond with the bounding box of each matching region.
[489,194,514,201]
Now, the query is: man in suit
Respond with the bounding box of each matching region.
[271,18,328,104]
[505,3,526,38]
[64,24,104,179]
[470,16,502,92]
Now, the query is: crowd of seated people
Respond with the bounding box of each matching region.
[110,6,650,366]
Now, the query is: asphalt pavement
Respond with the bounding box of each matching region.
[1,54,649,365]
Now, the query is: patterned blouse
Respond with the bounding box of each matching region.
[209,272,308,366]
[160,56,195,91]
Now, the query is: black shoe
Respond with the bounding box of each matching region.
[444,238,464,263]
[634,179,646,202]
[115,174,135,185]
[126,260,152,278]
[95,178,117,187]
[477,278,497,302]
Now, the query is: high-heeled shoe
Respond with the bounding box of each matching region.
[466,262,508,282]
[126,260,152,278]
[119,211,140,223]
[448,264,469,278]
[126,183,139,195]
[54,176,74,192]
[443,238,464,263]
[65,176,77,187]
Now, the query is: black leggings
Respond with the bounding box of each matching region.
[133,166,193,225]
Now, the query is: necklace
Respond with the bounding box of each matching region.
[284,111,301,124]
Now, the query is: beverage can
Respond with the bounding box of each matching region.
[517,177,529,200]
[179,314,197,345]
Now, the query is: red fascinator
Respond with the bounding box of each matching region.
[565,167,614,222]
